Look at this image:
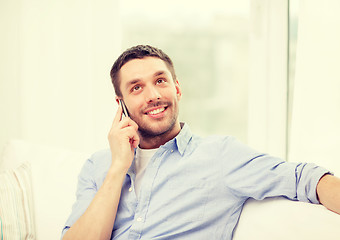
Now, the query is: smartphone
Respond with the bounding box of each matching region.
[119,99,129,118]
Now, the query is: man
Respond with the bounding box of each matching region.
[62,45,340,240]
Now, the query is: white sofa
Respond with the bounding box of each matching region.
[1,139,340,240]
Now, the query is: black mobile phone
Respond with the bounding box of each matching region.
[119,99,129,118]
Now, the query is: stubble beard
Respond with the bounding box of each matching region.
[131,101,179,140]
[138,114,178,139]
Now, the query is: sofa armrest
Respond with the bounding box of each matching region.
[1,139,91,240]
[233,197,340,240]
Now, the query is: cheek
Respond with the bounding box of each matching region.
[131,96,147,111]
[130,104,142,116]
[164,87,179,100]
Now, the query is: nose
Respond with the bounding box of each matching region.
[145,85,161,103]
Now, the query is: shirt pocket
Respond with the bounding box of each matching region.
[163,177,210,223]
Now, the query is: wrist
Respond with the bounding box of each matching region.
[108,160,130,177]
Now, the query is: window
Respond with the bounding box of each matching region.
[119,0,250,142]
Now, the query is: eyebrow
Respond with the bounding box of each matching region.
[126,79,141,87]
[154,71,166,77]
[125,71,168,88]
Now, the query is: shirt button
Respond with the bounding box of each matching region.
[137,217,143,222]
[170,150,174,153]
[129,187,132,192]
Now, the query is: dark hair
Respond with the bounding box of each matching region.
[110,45,177,97]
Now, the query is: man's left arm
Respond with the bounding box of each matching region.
[317,174,340,214]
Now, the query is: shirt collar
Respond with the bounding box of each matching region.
[128,122,192,175]
[164,122,192,156]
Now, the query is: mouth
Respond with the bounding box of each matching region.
[145,106,167,116]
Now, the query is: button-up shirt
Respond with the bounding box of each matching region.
[62,123,329,239]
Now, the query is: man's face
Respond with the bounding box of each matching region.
[118,57,182,138]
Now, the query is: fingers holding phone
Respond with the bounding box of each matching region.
[108,100,139,172]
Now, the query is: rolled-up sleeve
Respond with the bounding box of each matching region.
[221,137,331,203]
[295,162,332,203]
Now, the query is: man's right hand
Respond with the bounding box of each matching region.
[108,104,140,173]
[63,104,140,240]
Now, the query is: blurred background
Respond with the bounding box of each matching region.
[1,0,339,173]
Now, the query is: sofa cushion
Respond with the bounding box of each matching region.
[1,139,91,240]
[0,161,35,239]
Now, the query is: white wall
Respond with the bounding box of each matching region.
[0,0,121,153]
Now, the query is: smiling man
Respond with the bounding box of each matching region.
[62,45,340,240]
[116,56,182,149]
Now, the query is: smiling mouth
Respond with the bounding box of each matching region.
[146,107,167,115]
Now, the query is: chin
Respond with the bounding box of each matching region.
[138,119,178,138]
[139,125,171,137]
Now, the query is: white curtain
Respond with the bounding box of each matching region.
[0,0,121,153]
[289,0,340,173]
[248,0,288,159]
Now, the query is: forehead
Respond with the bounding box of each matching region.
[119,57,171,83]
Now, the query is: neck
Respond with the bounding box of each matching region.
[138,122,182,149]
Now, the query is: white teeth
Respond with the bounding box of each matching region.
[148,107,165,115]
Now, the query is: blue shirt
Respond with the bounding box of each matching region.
[62,123,329,239]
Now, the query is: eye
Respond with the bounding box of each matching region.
[156,78,166,84]
[132,85,141,92]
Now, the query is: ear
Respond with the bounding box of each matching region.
[175,79,182,100]
[115,96,120,105]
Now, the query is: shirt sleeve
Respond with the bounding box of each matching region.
[61,158,98,238]
[221,137,332,203]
